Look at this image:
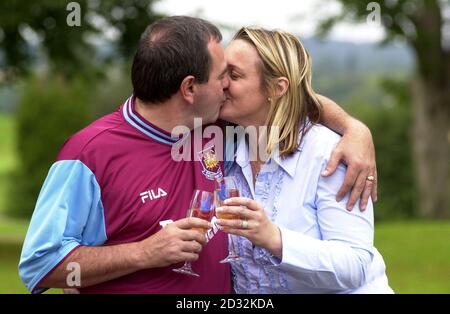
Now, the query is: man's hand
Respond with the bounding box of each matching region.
[41,217,212,290]
[322,120,377,211]
[136,217,211,269]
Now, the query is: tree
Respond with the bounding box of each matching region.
[318,0,450,218]
[0,0,163,80]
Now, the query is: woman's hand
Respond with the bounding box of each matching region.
[216,197,282,258]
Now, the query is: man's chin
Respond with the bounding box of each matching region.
[213,111,222,123]
[201,112,220,125]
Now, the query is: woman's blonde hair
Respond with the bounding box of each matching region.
[233,27,322,158]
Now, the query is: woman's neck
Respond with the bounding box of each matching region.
[241,117,269,164]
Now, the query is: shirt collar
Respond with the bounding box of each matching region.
[234,133,306,178]
[122,95,180,145]
[272,144,303,177]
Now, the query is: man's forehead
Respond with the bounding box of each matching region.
[208,40,225,57]
[208,40,227,71]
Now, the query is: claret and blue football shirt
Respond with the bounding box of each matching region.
[19,96,230,294]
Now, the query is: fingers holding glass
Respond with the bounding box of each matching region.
[173,190,214,277]
[214,176,241,263]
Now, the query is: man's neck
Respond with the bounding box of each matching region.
[134,97,194,133]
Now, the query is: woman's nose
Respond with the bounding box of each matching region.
[222,75,230,89]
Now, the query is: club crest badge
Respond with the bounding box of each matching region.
[198,146,223,181]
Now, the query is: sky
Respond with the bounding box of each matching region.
[153,0,386,43]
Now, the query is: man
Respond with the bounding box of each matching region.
[19,16,377,293]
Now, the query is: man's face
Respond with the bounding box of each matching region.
[193,39,229,124]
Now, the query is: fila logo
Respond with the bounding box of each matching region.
[140,188,168,204]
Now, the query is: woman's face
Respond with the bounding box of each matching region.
[219,39,269,127]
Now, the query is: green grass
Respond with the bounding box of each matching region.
[0,241,27,294]
[0,216,60,294]
[375,220,450,293]
[0,115,18,215]
[0,215,28,242]
[0,115,18,172]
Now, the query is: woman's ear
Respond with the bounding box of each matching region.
[273,77,289,98]
[180,75,196,105]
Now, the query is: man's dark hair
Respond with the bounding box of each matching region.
[131,16,222,103]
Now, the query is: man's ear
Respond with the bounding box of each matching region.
[273,77,289,98]
[180,75,196,105]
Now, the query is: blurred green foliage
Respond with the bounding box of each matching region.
[0,0,163,80]
[3,62,133,219]
[6,75,90,218]
[345,78,417,220]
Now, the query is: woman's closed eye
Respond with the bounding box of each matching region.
[230,71,240,80]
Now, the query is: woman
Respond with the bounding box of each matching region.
[216,27,393,293]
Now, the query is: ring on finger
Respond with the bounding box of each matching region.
[241,219,248,229]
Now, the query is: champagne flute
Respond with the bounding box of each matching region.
[172,189,214,277]
[214,176,241,263]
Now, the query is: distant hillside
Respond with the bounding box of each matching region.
[303,37,413,75]
[298,38,414,104]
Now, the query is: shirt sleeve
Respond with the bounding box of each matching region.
[254,163,375,291]
[18,160,107,293]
